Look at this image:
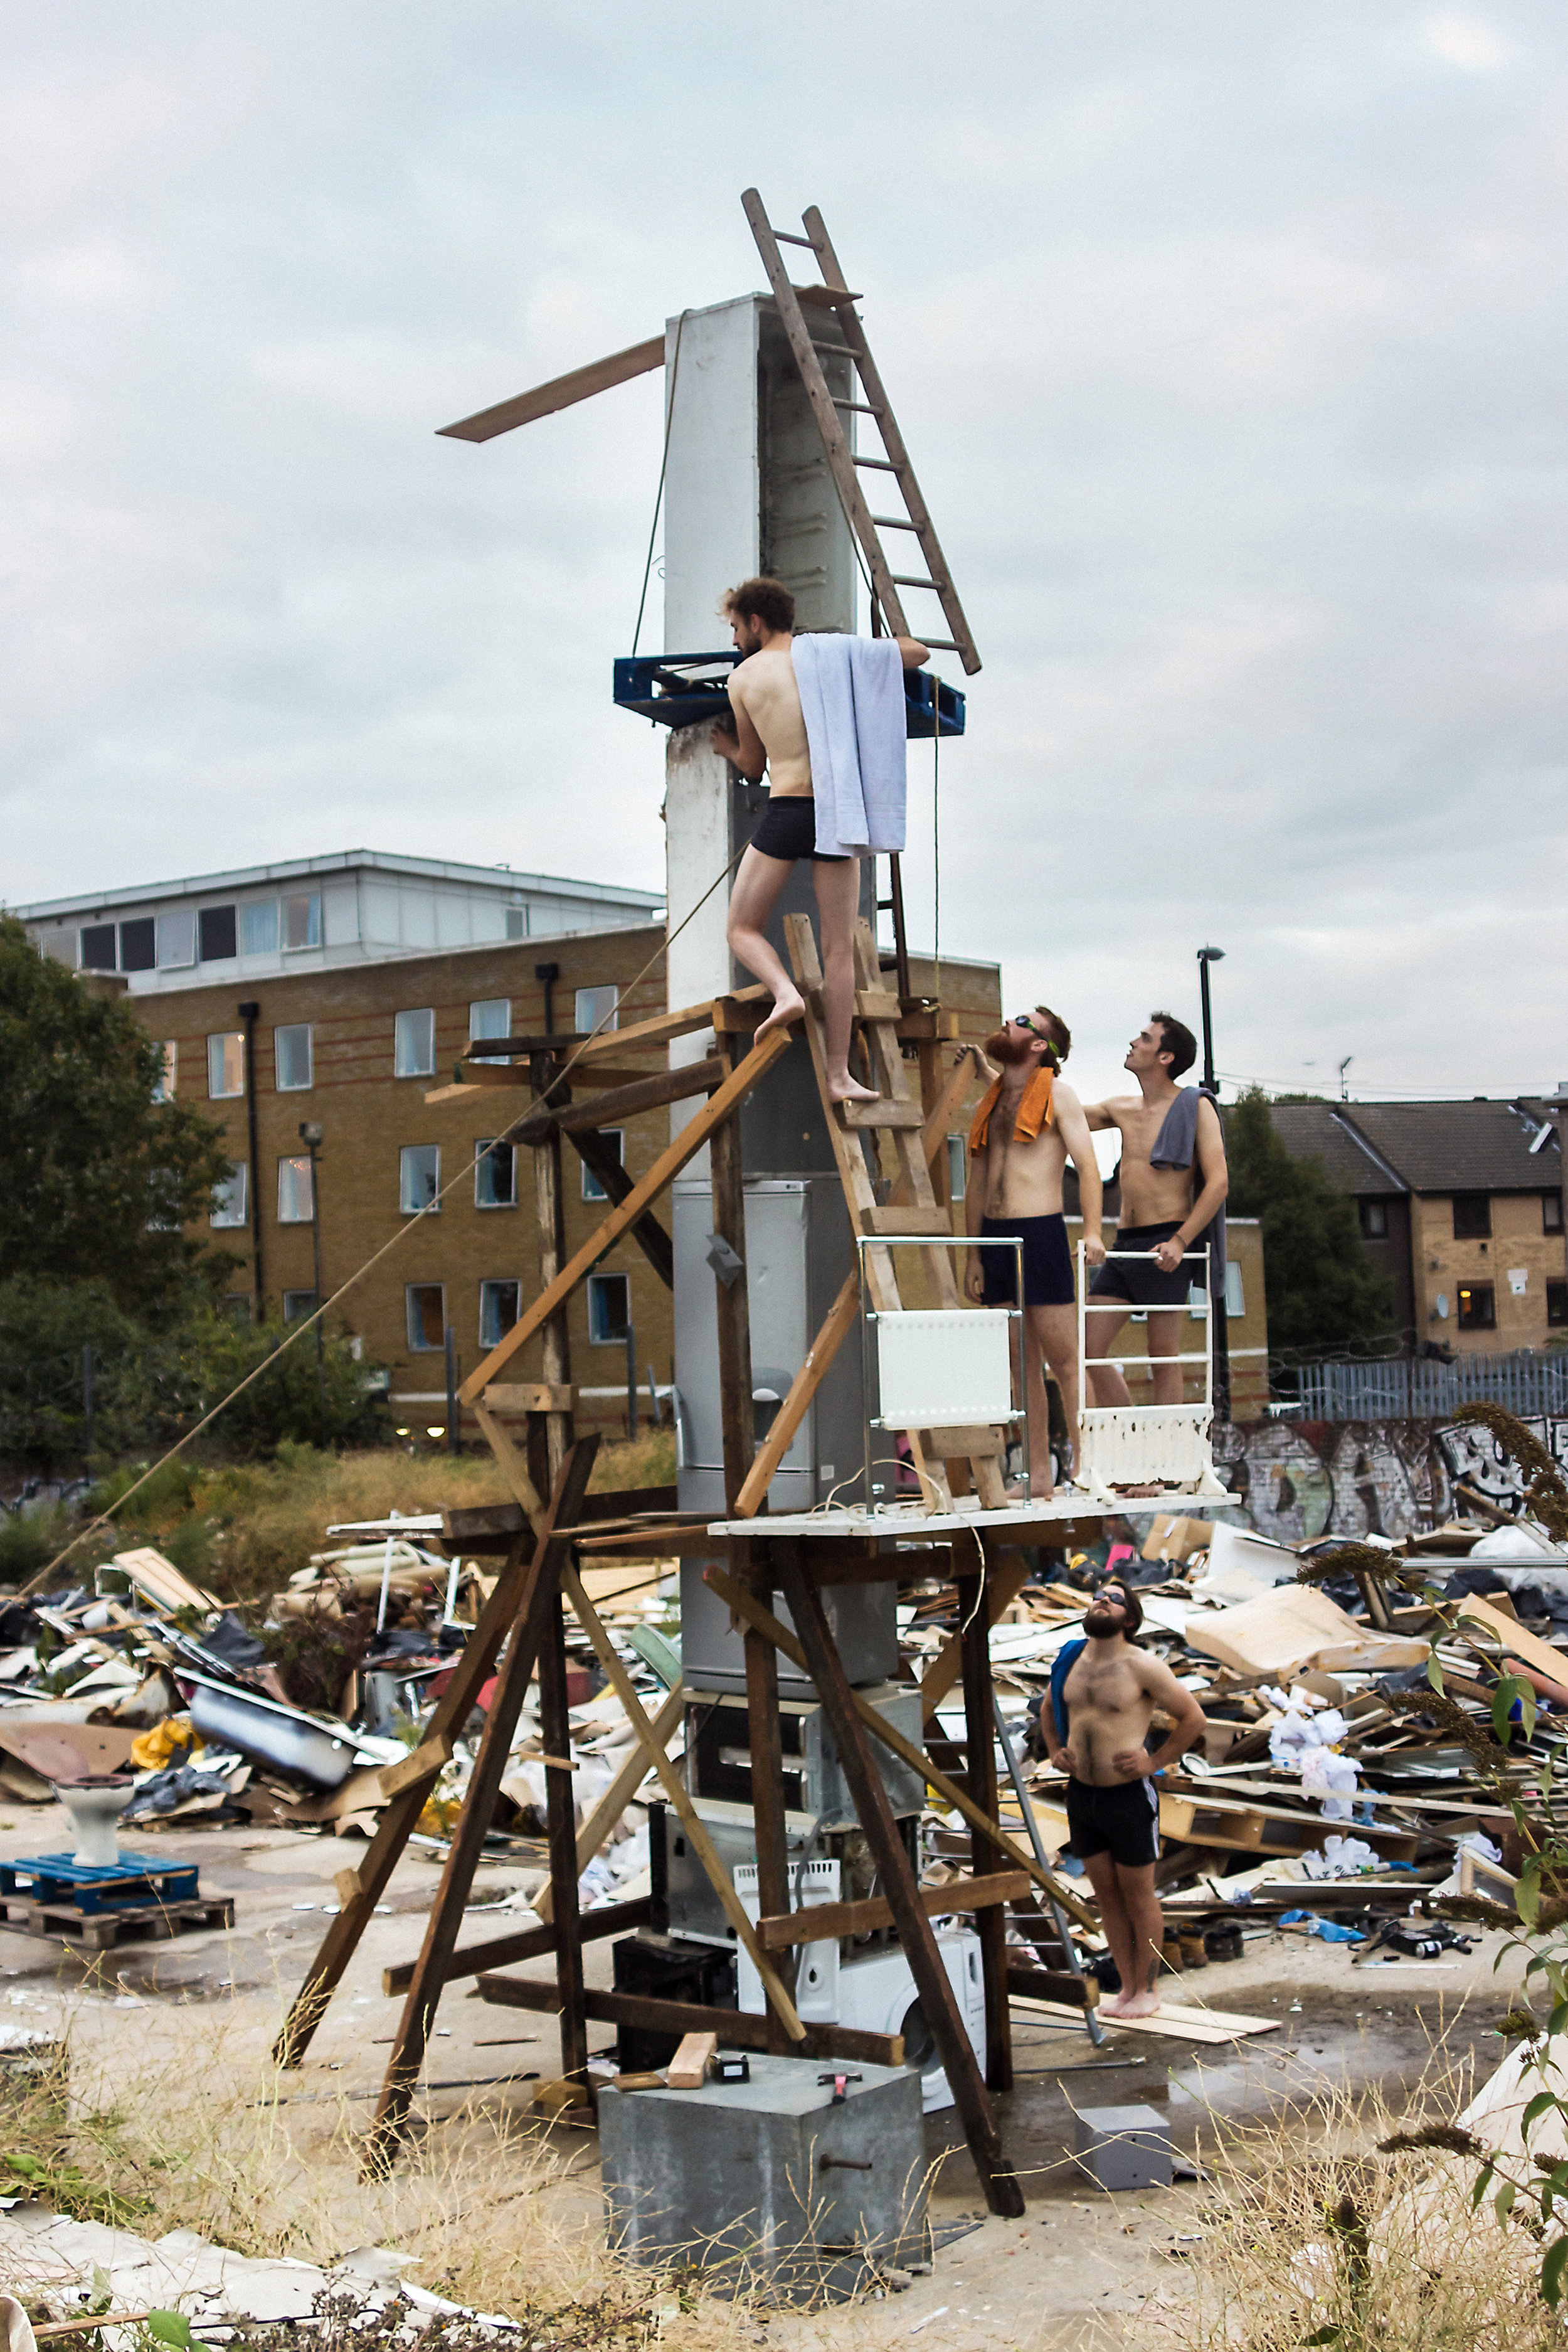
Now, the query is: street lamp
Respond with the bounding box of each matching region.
[299,1122,327,1448]
[1194,949,1229,1423]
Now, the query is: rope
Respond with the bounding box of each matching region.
[26,840,748,1592]
[931,692,941,1005]
[630,311,688,659]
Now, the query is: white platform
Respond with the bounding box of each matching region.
[709,1491,1232,1540]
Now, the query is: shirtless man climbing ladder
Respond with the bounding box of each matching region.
[710,576,928,1105]
[963,1008,1105,1492]
[1045,1581,1207,2018]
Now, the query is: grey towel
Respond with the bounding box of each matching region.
[1149,1085,1226,1299]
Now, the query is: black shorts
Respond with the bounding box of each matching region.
[1064,1776,1161,1869]
[1088,1221,1190,1311]
[749,795,851,864]
[979,1213,1075,1309]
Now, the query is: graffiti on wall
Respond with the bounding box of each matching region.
[1211,1413,1568,1543]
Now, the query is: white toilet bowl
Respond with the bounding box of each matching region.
[52,1776,135,1869]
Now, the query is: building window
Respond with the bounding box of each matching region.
[479,1280,521,1348]
[157,909,196,969]
[119,917,156,972]
[282,890,321,951]
[406,1284,446,1351]
[395,1007,435,1077]
[208,1032,245,1099]
[275,1023,313,1092]
[475,1139,516,1209]
[1549,1281,1568,1328]
[946,1136,967,1203]
[588,1271,631,1344]
[1360,1200,1389,1239]
[575,983,619,1038]
[151,1043,176,1104]
[583,1129,625,1202]
[211,1163,248,1228]
[1452,1193,1491,1239]
[1456,1282,1495,1330]
[506,907,528,939]
[469,998,512,1043]
[278,1156,315,1223]
[283,1289,319,1321]
[81,923,116,972]
[1187,1264,1246,1320]
[400,1144,440,1213]
[199,905,237,962]
[240,900,279,955]
[1545,1195,1564,1235]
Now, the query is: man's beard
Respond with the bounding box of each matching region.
[984,1028,1033,1066]
[1084,1607,1121,1638]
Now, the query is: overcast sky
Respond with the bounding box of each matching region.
[3,3,1564,1108]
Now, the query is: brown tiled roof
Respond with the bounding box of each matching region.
[1268,1099,1561,1196]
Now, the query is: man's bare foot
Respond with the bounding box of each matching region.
[826,1072,879,1105]
[1116,1989,1162,2019]
[756,988,805,1042]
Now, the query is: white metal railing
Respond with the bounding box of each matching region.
[1076,1241,1226,1499]
[856,1232,1028,1511]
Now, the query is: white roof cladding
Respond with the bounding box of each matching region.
[14,849,665,996]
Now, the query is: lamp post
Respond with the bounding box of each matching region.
[1194,949,1230,1422]
[299,1121,327,1448]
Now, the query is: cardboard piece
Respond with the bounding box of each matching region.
[1182,1583,1363,1677]
[1141,1515,1212,1564]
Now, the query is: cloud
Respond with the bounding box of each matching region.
[1426,13,1513,70]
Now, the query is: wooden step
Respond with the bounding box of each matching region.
[863,1206,952,1235]
[839,1100,923,1129]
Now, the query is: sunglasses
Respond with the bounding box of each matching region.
[1014,1014,1042,1035]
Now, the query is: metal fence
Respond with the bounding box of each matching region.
[1293,1349,1568,1423]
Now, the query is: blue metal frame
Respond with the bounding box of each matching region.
[613,651,965,739]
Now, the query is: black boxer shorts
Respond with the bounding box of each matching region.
[1087,1221,1191,1311]
[1064,1775,1162,1869]
[978,1213,1075,1309]
[748,794,850,864]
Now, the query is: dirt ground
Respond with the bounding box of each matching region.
[0,1804,1529,2349]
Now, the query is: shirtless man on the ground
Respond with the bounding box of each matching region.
[710,575,928,1105]
[1081,1013,1229,1407]
[1044,1580,1207,2016]
[963,1008,1105,1493]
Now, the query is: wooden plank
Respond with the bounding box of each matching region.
[840,1101,924,1130]
[960,1568,1012,2092]
[272,1525,541,2070]
[864,1206,953,1235]
[531,1060,575,1486]
[1010,1995,1279,2046]
[437,333,665,443]
[561,1560,806,2040]
[775,1546,1024,2216]
[470,1403,548,1538]
[458,1028,792,1402]
[482,1383,575,1415]
[1456,1594,1568,1685]
[538,1577,588,2091]
[534,1688,683,1927]
[704,1560,1098,1935]
[517,1058,726,1143]
[362,1439,598,2169]
[475,1975,904,2068]
[735,1268,860,1519]
[382,1897,651,1999]
[566,1129,674,1290]
[756,1870,1029,1950]
[667,2030,718,2089]
[709,1051,757,1514]
[378,1735,455,1800]
[571,983,770,1062]
[1004,1965,1096,2010]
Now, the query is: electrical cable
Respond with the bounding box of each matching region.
[630,311,688,659]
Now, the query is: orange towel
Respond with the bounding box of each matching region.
[968,1066,1054,1154]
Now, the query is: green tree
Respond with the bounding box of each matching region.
[1223,1087,1394,1356]
[0,916,235,1320]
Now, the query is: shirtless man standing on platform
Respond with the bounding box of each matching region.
[1082,1013,1229,1407]
[1046,1581,1207,2016]
[963,1008,1105,1493]
[710,576,928,1105]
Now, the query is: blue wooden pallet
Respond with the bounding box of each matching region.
[0,1853,201,1915]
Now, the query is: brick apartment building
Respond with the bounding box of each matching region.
[1269,1097,1567,1354]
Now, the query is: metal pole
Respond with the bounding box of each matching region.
[992,1696,1105,2047]
[445,1324,460,1456]
[1196,948,1230,1423]
[81,1345,94,1470]
[1198,958,1217,1094]
[299,1124,327,1449]
[625,1321,638,1440]
[238,1001,263,1318]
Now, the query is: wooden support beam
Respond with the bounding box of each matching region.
[475,1976,904,2069]
[362,1439,599,2172]
[529,1052,575,1487]
[703,1563,1096,1935]
[959,1568,1012,2094]
[438,334,666,443]
[382,1895,651,1999]
[516,1058,726,1144]
[566,1131,674,1289]
[538,1574,588,2094]
[734,1270,859,1519]
[272,1523,544,2070]
[458,1028,791,1402]
[921,1550,1030,1723]
[773,1548,1024,2216]
[534,1685,684,1926]
[560,1560,806,2041]
[756,1870,1029,1950]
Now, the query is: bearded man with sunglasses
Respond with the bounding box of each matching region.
[963,1007,1104,1494]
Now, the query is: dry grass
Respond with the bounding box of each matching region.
[1152,2040,1559,2352]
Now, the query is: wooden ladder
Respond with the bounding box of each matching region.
[784,911,1009,1514]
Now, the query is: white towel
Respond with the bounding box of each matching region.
[789,634,908,858]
